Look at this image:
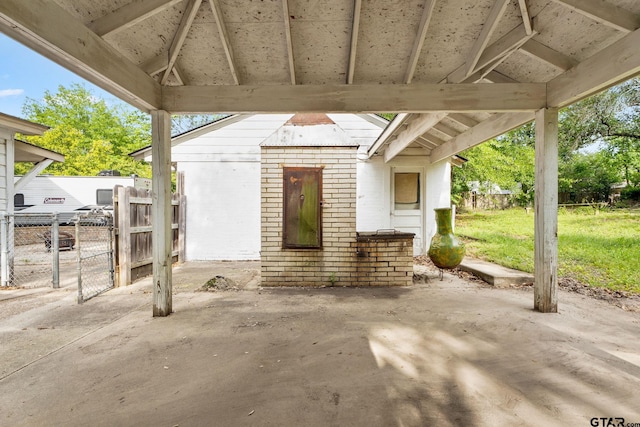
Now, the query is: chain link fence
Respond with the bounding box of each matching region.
[75,212,114,303]
[0,211,114,303]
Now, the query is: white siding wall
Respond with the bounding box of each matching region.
[176,115,293,260]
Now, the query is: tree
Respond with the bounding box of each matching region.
[171,114,229,135]
[20,84,152,177]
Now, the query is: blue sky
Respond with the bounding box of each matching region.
[0,33,120,119]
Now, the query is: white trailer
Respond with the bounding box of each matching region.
[13,175,151,222]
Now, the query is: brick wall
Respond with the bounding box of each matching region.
[261,146,413,287]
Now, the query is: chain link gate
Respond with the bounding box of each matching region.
[75,212,115,303]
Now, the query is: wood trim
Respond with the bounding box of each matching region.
[162,83,547,113]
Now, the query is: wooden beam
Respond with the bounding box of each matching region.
[14,160,53,192]
[463,0,511,77]
[548,27,640,107]
[208,0,240,85]
[384,113,448,162]
[0,112,48,135]
[162,83,547,113]
[0,0,161,111]
[151,110,173,317]
[89,0,184,37]
[404,0,437,84]
[161,0,202,85]
[367,113,409,157]
[347,0,362,84]
[141,54,169,76]
[282,0,296,85]
[551,0,640,33]
[172,63,186,86]
[483,70,518,84]
[429,112,534,163]
[447,23,535,83]
[432,122,458,138]
[534,107,558,313]
[520,39,577,71]
[517,0,533,35]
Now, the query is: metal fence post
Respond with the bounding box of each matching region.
[1,212,8,287]
[76,217,82,304]
[52,213,60,289]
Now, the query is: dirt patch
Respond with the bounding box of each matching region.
[199,275,239,292]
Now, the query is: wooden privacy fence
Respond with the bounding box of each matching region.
[113,185,186,287]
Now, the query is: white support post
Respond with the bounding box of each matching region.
[534,107,559,313]
[151,110,173,317]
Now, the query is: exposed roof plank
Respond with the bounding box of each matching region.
[0,0,161,111]
[432,122,458,138]
[548,27,640,107]
[430,112,535,163]
[89,0,184,37]
[551,0,640,33]
[448,113,479,128]
[517,0,533,35]
[347,0,362,84]
[404,0,437,84]
[208,0,240,85]
[463,0,511,78]
[520,39,577,71]
[282,0,296,85]
[161,0,202,85]
[384,113,448,162]
[162,83,547,113]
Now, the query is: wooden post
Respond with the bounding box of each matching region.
[116,185,131,287]
[534,107,558,313]
[151,110,173,317]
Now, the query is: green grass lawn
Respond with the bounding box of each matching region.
[455,207,640,293]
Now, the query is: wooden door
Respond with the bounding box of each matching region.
[283,168,322,248]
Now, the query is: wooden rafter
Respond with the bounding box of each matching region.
[520,39,577,71]
[367,114,409,157]
[429,112,535,163]
[447,114,479,129]
[463,0,511,78]
[548,27,640,107]
[0,0,161,111]
[483,70,518,83]
[172,64,186,86]
[141,54,169,76]
[208,0,240,85]
[282,0,296,85]
[161,0,202,85]
[432,122,458,138]
[404,0,437,84]
[384,113,448,162]
[517,0,533,35]
[89,0,184,37]
[551,0,640,33]
[347,0,362,84]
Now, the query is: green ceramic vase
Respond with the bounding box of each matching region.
[428,208,465,269]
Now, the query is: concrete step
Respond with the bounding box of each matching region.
[458,258,533,288]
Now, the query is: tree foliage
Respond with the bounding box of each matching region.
[19,84,152,177]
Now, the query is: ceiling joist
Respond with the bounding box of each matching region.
[162,83,547,114]
[520,39,577,71]
[89,0,183,38]
[517,0,533,35]
[347,0,362,84]
[463,0,511,78]
[404,0,437,84]
[161,0,202,85]
[281,0,296,85]
[208,0,240,85]
[0,0,161,111]
[551,0,640,33]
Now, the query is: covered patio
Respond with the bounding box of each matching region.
[1,0,639,316]
[1,261,639,426]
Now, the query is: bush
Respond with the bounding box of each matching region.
[621,186,640,201]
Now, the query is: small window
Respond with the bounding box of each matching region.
[96,189,113,205]
[283,167,322,248]
[394,173,420,210]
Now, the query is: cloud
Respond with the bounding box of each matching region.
[0,88,24,97]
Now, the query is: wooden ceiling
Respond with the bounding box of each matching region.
[1,0,639,161]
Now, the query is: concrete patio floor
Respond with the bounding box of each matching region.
[1,261,639,427]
